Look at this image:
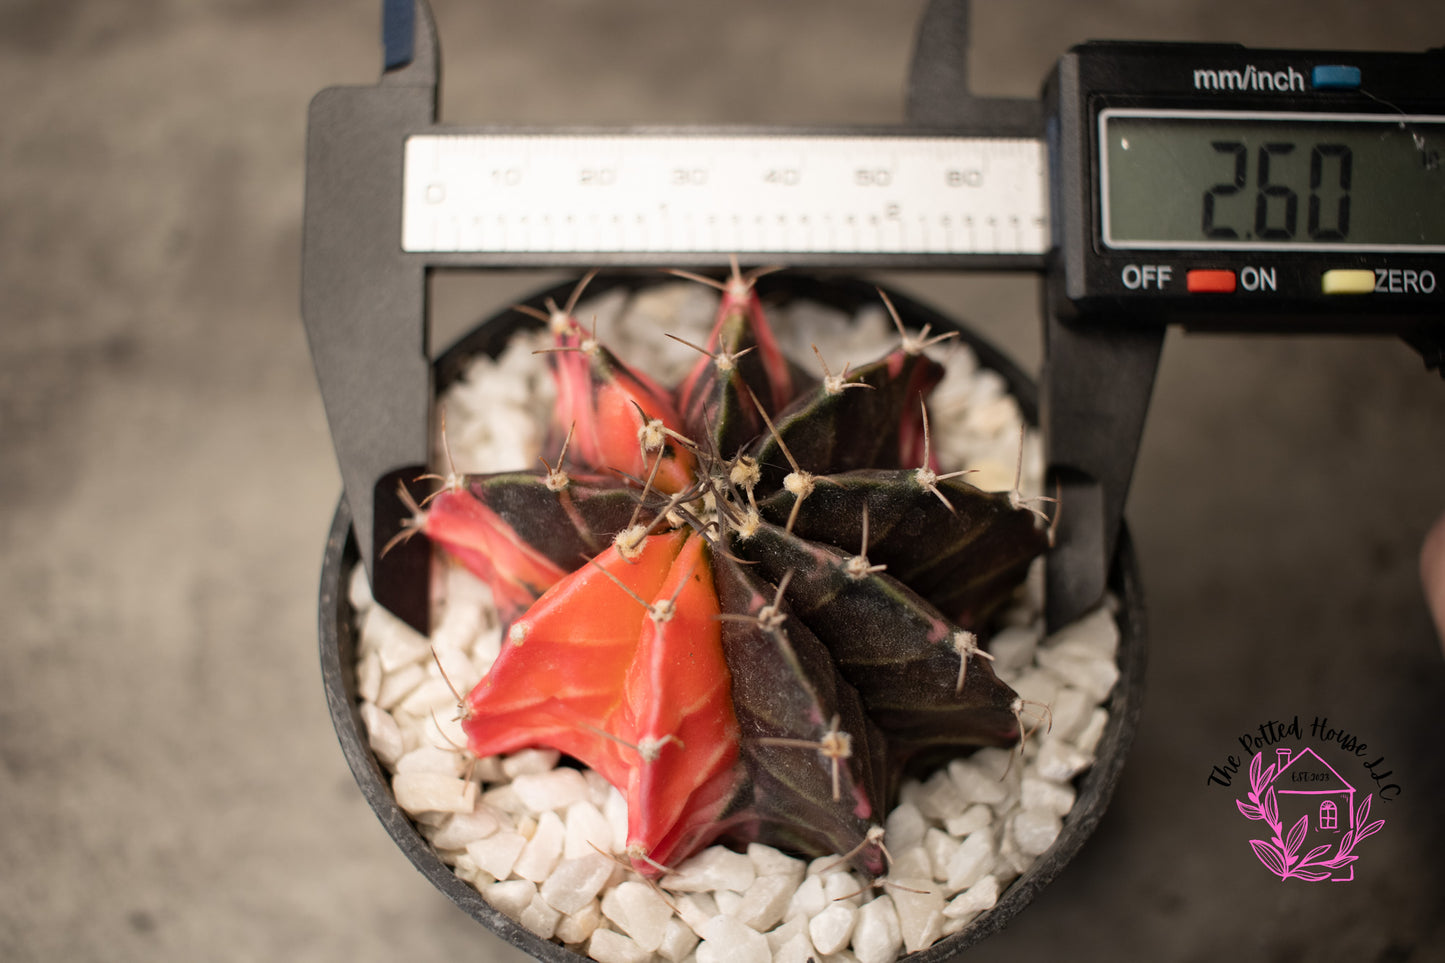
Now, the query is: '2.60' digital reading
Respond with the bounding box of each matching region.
[1099,109,1445,252]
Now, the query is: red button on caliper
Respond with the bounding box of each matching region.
[1186,270,1237,293]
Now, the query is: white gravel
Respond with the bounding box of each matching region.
[349,281,1123,962]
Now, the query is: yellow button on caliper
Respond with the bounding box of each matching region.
[1321,269,1376,294]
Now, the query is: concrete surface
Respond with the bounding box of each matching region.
[2,1,1442,961]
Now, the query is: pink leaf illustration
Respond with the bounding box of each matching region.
[1284,815,1308,860]
[1248,752,1263,790]
[1292,868,1333,882]
[1250,839,1288,878]
[1356,819,1384,844]
[1325,854,1359,869]
[1263,786,1279,827]
[1355,793,1372,829]
[1236,800,1265,820]
[1300,844,1332,865]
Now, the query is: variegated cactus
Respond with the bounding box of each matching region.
[396,266,1051,880]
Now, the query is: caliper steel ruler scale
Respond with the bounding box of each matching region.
[302,0,1445,633]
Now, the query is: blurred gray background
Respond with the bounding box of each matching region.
[2,1,1442,961]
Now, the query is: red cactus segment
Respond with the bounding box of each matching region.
[421,491,569,623]
[619,534,745,872]
[460,530,745,876]
[461,531,687,791]
[675,273,800,459]
[676,266,794,416]
[547,338,696,494]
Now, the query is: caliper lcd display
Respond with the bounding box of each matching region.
[1100,109,1445,251]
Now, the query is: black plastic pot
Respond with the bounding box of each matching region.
[318,274,1146,961]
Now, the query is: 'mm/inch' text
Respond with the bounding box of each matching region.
[1193,65,1306,93]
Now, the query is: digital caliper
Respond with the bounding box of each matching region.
[301,0,1444,634]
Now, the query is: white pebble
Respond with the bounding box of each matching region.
[502,748,561,778]
[520,892,562,940]
[658,917,700,962]
[375,662,425,710]
[1035,739,1092,782]
[733,873,794,931]
[362,604,429,670]
[884,801,927,850]
[1035,647,1119,703]
[697,915,770,963]
[924,828,962,882]
[602,880,675,952]
[429,807,500,851]
[420,709,468,757]
[1009,667,1062,711]
[944,874,1000,919]
[539,853,615,916]
[481,878,536,921]
[584,769,614,807]
[673,892,719,936]
[392,772,477,815]
[822,870,865,905]
[888,844,933,882]
[1013,809,1063,857]
[563,800,614,859]
[986,625,1040,675]
[946,759,1010,806]
[513,811,565,882]
[360,703,404,765]
[480,783,529,816]
[773,931,814,963]
[511,768,590,812]
[470,623,502,673]
[786,874,826,921]
[466,830,527,880]
[587,928,651,963]
[914,768,967,821]
[1076,707,1109,755]
[1048,686,1092,743]
[713,889,744,917]
[395,744,465,777]
[348,562,374,612]
[809,903,857,955]
[747,843,804,883]
[1022,776,1077,817]
[943,804,992,839]
[449,851,493,888]
[945,831,994,892]
[1045,605,1119,659]
[394,677,463,719]
[357,651,383,704]
[765,915,807,951]
[889,878,945,953]
[851,894,902,963]
[604,785,629,853]
[664,846,756,894]
[554,899,601,944]
[429,632,481,691]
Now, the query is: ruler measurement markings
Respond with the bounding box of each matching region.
[402,134,1049,254]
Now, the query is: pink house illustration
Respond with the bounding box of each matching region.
[1264,747,1357,881]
